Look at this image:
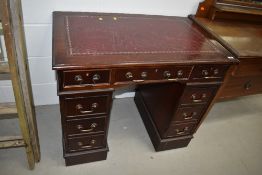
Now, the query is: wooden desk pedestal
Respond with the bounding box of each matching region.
[135,82,219,151]
[52,12,238,166]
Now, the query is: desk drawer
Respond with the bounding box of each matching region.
[234,60,262,77]
[114,66,192,83]
[64,96,108,117]
[166,122,196,137]
[191,65,228,82]
[60,91,112,118]
[63,70,110,88]
[65,117,106,136]
[180,86,218,105]
[219,76,262,99]
[66,134,105,152]
[173,106,206,123]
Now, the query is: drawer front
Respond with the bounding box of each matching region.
[166,122,196,137]
[234,60,262,77]
[62,95,110,117]
[173,106,206,123]
[63,70,110,87]
[190,65,228,81]
[66,134,105,152]
[180,86,218,105]
[114,66,192,83]
[218,76,262,99]
[65,117,106,136]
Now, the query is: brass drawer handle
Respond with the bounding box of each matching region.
[76,103,98,114]
[77,123,98,132]
[201,69,221,79]
[213,68,219,75]
[175,126,189,135]
[77,139,96,149]
[191,93,207,103]
[141,71,147,79]
[74,74,101,85]
[177,70,183,77]
[202,70,209,76]
[125,72,145,82]
[163,71,171,79]
[126,72,133,79]
[244,81,252,90]
[183,112,197,120]
[92,74,100,82]
[75,75,83,83]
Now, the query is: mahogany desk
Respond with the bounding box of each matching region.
[52,12,238,166]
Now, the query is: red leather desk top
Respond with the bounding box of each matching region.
[52,12,236,70]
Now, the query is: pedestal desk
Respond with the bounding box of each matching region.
[52,12,238,166]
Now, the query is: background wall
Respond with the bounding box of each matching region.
[0,0,201,105]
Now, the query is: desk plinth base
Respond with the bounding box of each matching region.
[134,91,193,151]
[63,146,108,166]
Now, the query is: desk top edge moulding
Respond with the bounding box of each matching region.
[52,11,238,166]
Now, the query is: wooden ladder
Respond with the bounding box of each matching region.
[0,0,40,169]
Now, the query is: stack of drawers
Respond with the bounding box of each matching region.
[165,85,219,138]
[59,91,113,166]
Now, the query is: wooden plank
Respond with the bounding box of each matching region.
[0,136,25,149]
[0,0,40,169]
[9,0,40,163]
[0,135,22,141]
[0,102,18,119]
[0,22,3,35]
[0,22,4,61]
[0,62,11,80]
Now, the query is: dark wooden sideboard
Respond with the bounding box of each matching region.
[190,0,262,100]
[52,12,238,166]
